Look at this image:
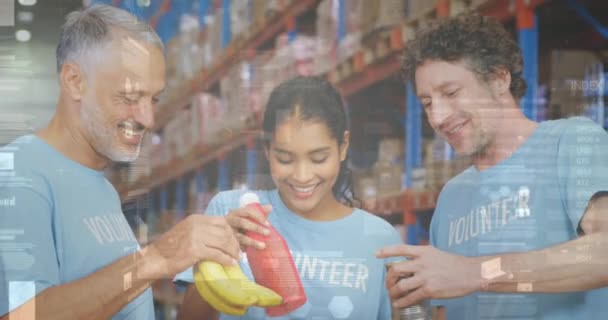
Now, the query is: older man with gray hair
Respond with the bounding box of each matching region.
[0,5,239,320]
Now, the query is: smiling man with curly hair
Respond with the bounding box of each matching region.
[378,13,608,320]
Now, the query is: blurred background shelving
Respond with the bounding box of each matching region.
[106,0,608,315]
[3,0,607,318]
[103,1,608,315]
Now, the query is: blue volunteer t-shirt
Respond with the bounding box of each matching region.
[0,135,154,319]
[175,189,402,319]
[430,117,608,319]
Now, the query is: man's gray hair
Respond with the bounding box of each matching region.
[56,4,164,73]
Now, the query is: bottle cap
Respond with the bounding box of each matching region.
[239,192,260,207]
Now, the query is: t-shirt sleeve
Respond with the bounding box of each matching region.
[173,192,230,285]
[0,185,60,316]
[557,118,608,234]
[383,226,405,265]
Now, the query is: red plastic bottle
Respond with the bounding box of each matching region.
[240,193,307,316]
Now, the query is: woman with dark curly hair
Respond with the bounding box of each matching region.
[378,13,608,320]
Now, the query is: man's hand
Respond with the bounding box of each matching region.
[376,245,482,308]
[139,214,240,280]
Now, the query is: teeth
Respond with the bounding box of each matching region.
[123,128,140,138]
[293,185,316,193]
[120,121,143,138]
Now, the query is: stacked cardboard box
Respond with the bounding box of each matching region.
[424,158,471,190]
[548,50,601,118]
[190,93,225,147]
[174,14,201,80]
[352,138,405,202]
[375,137,404,196]
[204,9,224,67]
[406,0,437,19]
[220,62,257,133]
[361,0,406,35]
[314,0,338,75]
[373,160,403,197]
[230,0,252,40]
[257,34,318,111]
[253,0,270,26]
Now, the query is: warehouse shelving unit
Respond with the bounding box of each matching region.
[121,0,547,215]
[100,0,608,316]
[114,1,537,311]
[151,0,321,131]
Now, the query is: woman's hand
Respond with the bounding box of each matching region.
[225,205,272,250]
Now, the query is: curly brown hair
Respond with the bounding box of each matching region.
[401,13,527,100]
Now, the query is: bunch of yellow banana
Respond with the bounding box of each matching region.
[194,261,283,316]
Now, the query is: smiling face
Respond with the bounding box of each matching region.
[267,116,348,217]
[415,59,502,157]
[78,36,165,162]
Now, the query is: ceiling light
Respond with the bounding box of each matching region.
[18,0,36,6]
[17,11,33,23]
[15,30,31,42]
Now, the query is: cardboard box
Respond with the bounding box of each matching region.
[355,174,377,200]
[230,0,252,39]
[163,108,195,160]
[424,158,470,190]
[191,93,225,147]
[377,0,406,28]
[253,0,270,25]
[361,0,380,35]
[220,62,258,133]
[373,160,403,197]
[548,50,601,118]
[406,0,437,19]
[175,109,194,158]
[378,138,404,164]
[203,10,224,66]
[362,0,406,35]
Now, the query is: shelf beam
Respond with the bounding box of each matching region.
[121,129,259,198]
[337,55,401,98]
[479,0,551,22]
